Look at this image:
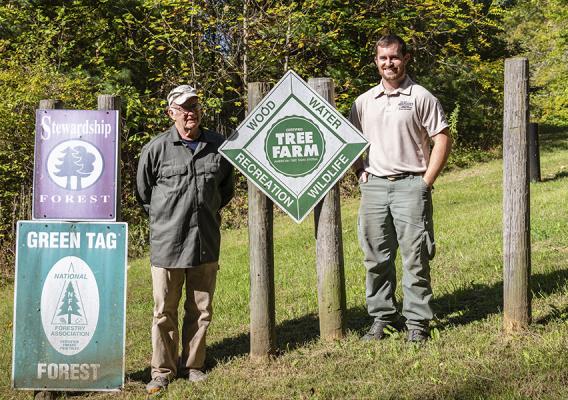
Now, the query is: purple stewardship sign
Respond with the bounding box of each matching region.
[33,110,119,220]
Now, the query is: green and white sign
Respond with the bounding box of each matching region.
[12,221,127,392]
[220,70,368,223]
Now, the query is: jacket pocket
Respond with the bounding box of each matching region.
[204,162,220,179]
[199,162,221,210]
[157,164,188,195]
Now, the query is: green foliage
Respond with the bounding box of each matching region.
[0,57,94,249]
[503,0,568,126]
[448,103,460,146]
[1,0,564,275]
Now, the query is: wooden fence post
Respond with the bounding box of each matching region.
[39,99,64,110]
[35,98,64,400]
[528,122,541,182]
[308,77,346,340]
[503,57,531,333]
[97,95,122,221]
[247,82,276,360]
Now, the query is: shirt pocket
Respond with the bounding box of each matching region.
[201,161,221,210]
[157,164,188,196]
[204,161,220,178]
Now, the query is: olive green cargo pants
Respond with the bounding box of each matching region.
[358,174,435,331]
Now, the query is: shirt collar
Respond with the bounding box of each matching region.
[373,75,413,98]
[167,125,216,143]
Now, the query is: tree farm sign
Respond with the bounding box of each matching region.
[219,70,368,223]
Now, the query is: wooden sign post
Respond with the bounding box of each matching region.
[97,95,122,221]
[308,78,345,340]
[34,99,63,400]
[247,82,276,360]
[503,57,531,333]
[225,74,367,359]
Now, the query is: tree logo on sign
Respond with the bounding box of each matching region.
[55,281,85,325]
[265,116,325,177]
[46,140,104,190]
[41,256,99,355]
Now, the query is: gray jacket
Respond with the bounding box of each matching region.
[136,125,233,268]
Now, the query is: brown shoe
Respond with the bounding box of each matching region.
[146,376,169,394]
[188,369,208,383]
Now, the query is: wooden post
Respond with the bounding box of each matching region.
[35,99,63,400]
[39,99,64,110]
[308,77,346,340]
[247,82,276,360]
[528,122,541,182]
[503,57,531,333]
[97,95,122,221]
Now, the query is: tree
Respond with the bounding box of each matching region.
[0,0,518,274]
[503,0,568,125]
[54,147,82,190]
[74,145,96,188]
[57,281,83,325]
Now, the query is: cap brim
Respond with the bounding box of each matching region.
[172,92,198,105]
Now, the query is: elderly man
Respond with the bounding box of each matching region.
[137,85,233,394]
[350,34,452,343]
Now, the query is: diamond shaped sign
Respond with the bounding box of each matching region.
[219,70,368,223]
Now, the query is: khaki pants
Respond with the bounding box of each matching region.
[150,263,218,380]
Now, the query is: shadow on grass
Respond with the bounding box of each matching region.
[126,267,568,380]
[538,124,568,152]
[432,267,568,328]
[346,266,568,335]
[206,313,322,366]
[540,170,568,183]
[209,266,568,364]
[126,367,151,384]
[124,314,323,382]
[535,304,568,325]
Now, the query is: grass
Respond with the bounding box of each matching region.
[1,128,567,399]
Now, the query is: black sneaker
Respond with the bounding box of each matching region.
[407,329,429,343]
[361,319,405,341]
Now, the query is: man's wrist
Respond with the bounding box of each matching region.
[422,175,434,188]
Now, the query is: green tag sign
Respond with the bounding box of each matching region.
[220,70,368,223]
[12,221,127,392]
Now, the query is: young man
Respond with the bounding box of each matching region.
[136,85,233,393]
[349,34,452,343]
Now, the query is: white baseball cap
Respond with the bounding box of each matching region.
[167,85,198,106]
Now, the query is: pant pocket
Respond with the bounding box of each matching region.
[421,230,436,261]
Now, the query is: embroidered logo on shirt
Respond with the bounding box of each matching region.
[398,101,414,111]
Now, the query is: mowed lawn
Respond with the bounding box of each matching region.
[1,130,567,399]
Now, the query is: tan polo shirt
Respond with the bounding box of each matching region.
[349,76,449,177]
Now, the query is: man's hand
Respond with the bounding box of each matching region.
[358,170,369,184]
[422,129,452,188]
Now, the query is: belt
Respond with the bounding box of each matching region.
[376,172,422,181]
